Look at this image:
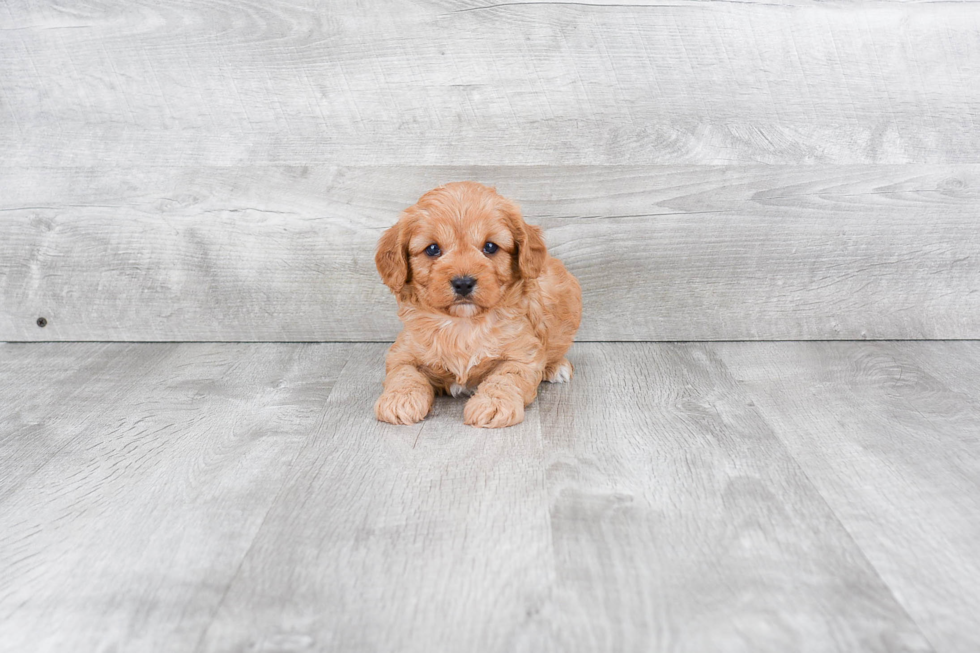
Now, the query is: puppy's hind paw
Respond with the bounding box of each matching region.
[544,358,573,384]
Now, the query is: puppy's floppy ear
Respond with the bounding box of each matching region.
[501,199,547,279]
[519,222,547,279]
[376,218,410,292]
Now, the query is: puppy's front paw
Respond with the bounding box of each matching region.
[375,387,433,425]
[464,392,524,428]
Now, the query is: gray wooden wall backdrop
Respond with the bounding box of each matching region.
[2,0,979,341]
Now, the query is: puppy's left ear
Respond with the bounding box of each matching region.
[502,199,547,279]
[519,222,547,279]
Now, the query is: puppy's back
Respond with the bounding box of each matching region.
[537,256,582,364]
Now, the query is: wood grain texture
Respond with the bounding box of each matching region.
[532,343,932,652]
[8,342,979,650]
[715,341,980,653]
[196,343,932,652]
[0,342,351,653]
[2,0,979,166]
[0,343,175,501]
[2,164,978,341]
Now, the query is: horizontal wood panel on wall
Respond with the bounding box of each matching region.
[2,165,978,341]
[2,1,979,166]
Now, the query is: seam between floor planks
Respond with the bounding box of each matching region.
[700,343,943,653]
[713,341,980,653]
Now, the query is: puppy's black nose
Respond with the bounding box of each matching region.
[451,275,476,297]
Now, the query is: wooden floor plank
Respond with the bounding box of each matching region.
[3,1,978,166]
[714,341,980,653]
[3,164,979,341]
[0,343,351,653]
[531,343,932,652]
[197,343,556,653]
[0,343,177,502]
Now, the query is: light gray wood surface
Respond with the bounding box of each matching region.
[2,0,978,167]
[715,341,980,653]
[8,341,980,652]
[4,0,980,342]
[525,343,931,652]
[0,343,173,501]
[0,342,351,652]
[4,165,979,341]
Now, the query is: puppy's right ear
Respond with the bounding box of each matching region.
[376,219,410,293]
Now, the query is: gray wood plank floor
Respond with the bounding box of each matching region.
[4,1,978,167]
[2,342,978,652]
[5,165,980,342]
[715,342,980,653]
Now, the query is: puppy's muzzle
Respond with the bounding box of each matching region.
[451,275,476,297]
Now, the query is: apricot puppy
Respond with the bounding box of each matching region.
[374,181,582,428]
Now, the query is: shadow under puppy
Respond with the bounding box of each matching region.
[375,181,582,428]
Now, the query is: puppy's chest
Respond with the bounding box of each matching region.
[416,322,506,386]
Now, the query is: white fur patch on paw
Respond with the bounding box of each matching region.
[450,383,474,397]
[545,361,572,383]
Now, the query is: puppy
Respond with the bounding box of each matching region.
[374,181,582,428]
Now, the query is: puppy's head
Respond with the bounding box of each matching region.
[376,181,546,317]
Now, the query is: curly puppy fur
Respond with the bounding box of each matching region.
[375,181,582,428]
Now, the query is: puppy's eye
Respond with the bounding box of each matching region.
[482,241,499,255]
[425,243,441,257]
